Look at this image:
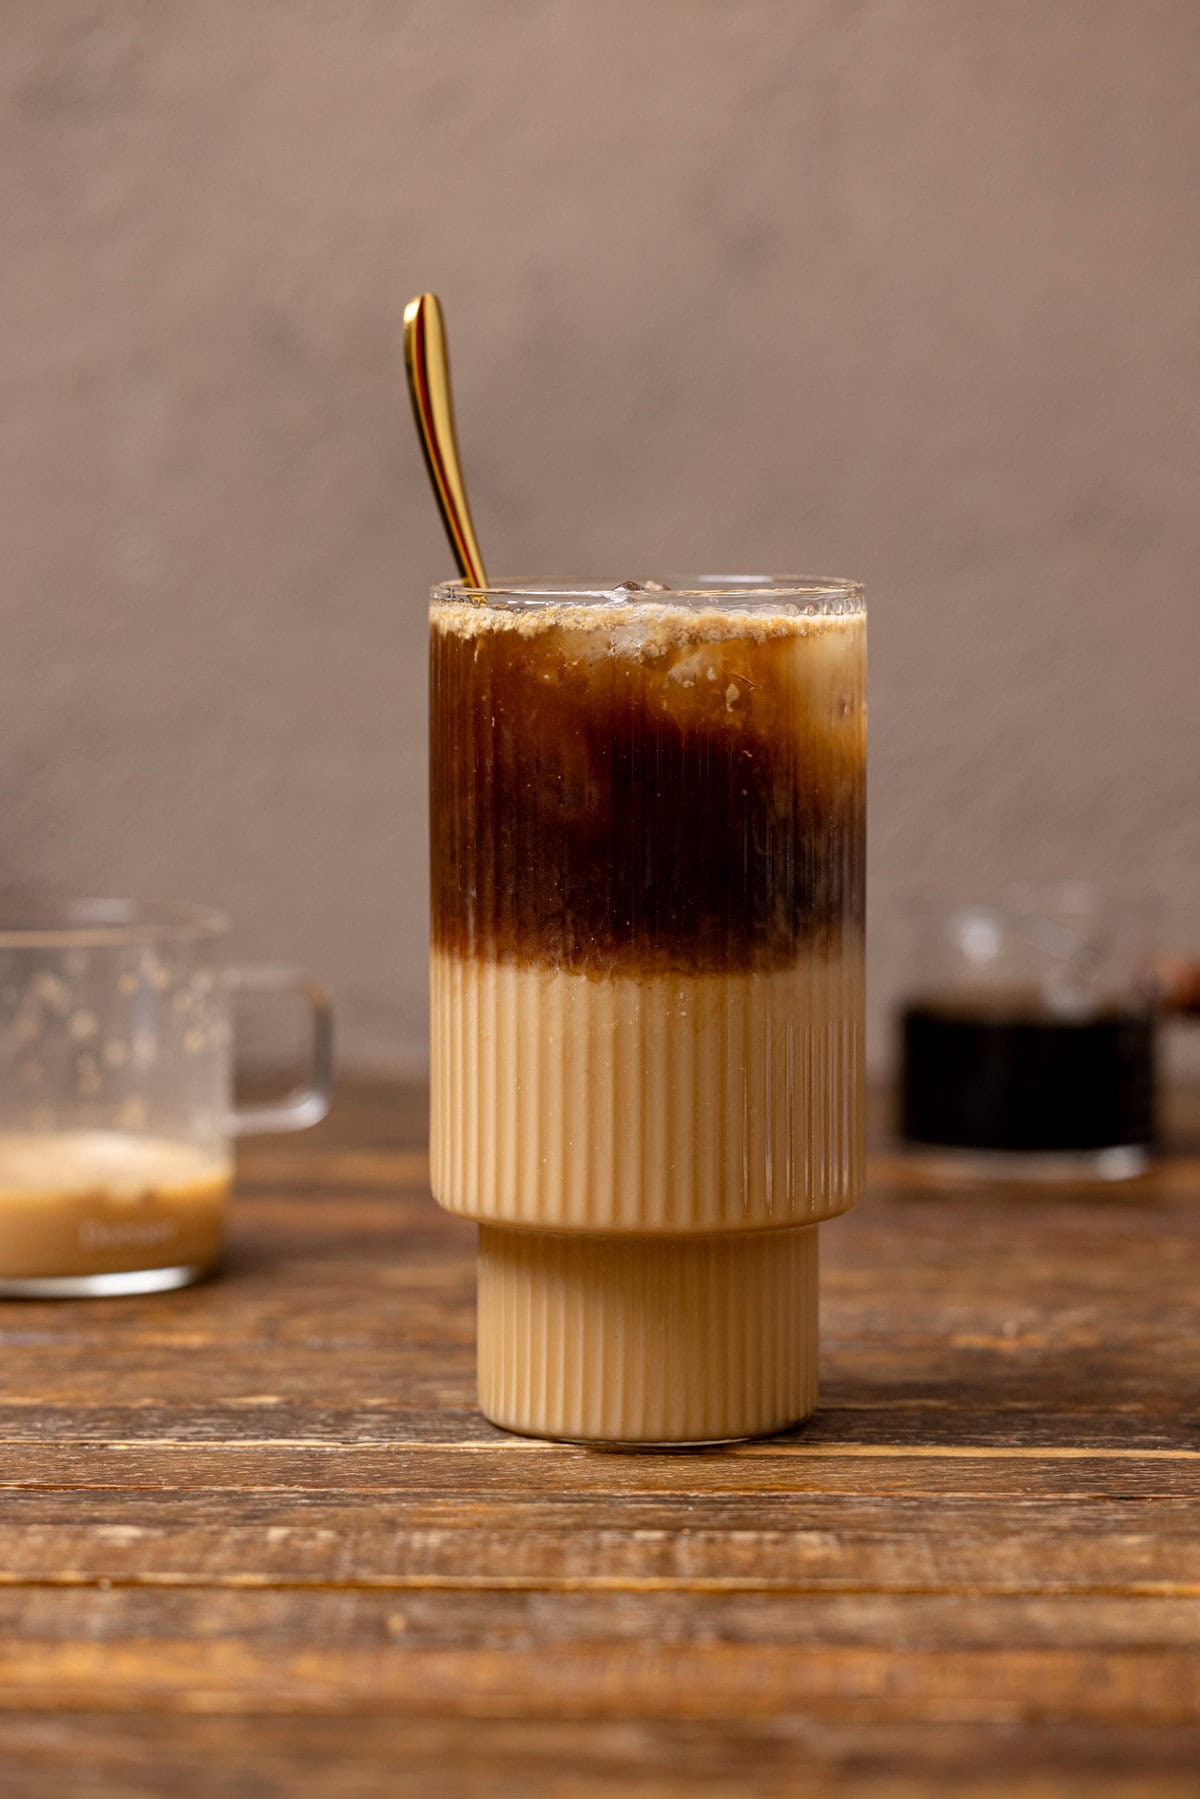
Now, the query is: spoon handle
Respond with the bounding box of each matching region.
[403,293,489,590]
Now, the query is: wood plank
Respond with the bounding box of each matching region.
[2,1401,1196,1450]
[0,1588,1196,1724]
[0,1489,1197,1595]
[0,1634,1196,1727]
[3,1714,1199,1799]
[6,1443,1199,1499]
[3,1587,1199,1652]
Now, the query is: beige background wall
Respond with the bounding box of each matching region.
[2,1,1197,1072]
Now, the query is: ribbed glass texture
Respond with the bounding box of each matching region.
[429,582,866,1236]
[478,1223,819,1444]
[428,579,865,1441]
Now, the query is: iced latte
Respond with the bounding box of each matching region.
[430,578,866,1442]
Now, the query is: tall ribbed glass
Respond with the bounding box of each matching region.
[429,578,865,1443]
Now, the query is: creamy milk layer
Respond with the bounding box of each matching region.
[477,1221,819,1443]
[431,948,864,1234]
[0,1132,230,1280]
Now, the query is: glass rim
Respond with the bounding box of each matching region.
[0,895,229,949]
[431,574,864,612]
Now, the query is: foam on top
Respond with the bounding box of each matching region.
[431,598,863,653]
[0,1132,229,1201]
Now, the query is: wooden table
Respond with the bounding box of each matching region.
[1,1081,1198,1796]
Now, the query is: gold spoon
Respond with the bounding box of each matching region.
[403,292,489,591]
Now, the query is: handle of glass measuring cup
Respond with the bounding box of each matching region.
[226,965,335,1135]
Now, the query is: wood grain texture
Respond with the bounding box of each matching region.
[0,1077,1198,1795]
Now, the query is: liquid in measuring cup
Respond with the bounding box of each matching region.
[0,1131,230,1284]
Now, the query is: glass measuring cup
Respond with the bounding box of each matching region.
[0,898,333,1295]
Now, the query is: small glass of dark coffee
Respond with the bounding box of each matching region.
[898,884,1157,1180]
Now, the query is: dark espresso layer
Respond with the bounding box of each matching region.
[430,601,866,976]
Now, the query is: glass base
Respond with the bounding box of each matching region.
[899,1142,1151,1184]
[0,1263,212,1298]
[482,1419,804,1451]
[477,1223,820,1445]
